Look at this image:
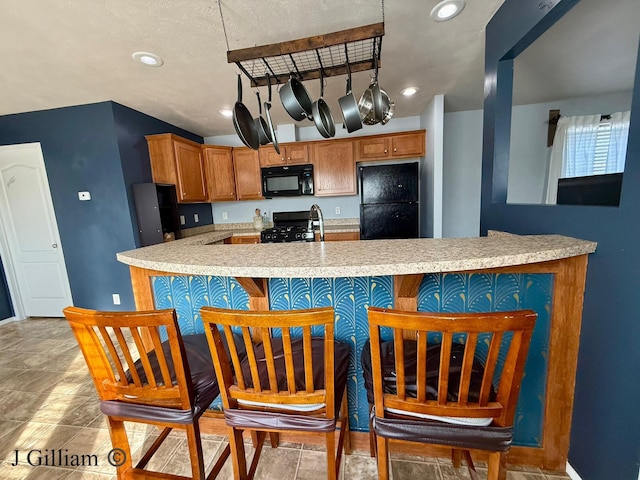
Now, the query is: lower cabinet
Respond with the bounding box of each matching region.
[225,235,261,244]
[317,232,360,241]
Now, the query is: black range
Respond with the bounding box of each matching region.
[260,211,314,243]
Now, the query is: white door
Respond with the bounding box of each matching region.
[0,143,73,317]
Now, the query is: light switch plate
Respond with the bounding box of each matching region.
[78,191,91,201]
[194,213,199,223]
[180,215,186,225]
[112,294,121,305]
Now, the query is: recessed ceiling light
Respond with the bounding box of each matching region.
[430,0,465,22]
[401,87,419,97]
[132,51,164,67]
[218,109,233,118]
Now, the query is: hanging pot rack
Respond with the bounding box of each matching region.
[226,23,384,87]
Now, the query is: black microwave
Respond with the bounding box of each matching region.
[261,164,314,197]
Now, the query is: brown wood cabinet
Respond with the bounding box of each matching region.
[202,146,236,202]
[232,148,263,200]
[317,231,360,241]
[310,140,356,196]
[259,143,310,167]
[225,235,260,244]
[354,130,426,162]
[146,134,207,203]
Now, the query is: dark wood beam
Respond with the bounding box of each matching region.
[227,23,385,64]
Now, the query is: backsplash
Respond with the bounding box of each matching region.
[210,195,360,224]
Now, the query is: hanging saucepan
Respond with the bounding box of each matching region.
[358,76,383,124]
[338,48,362,133]
[381,91,395,125]
[263,73,280,155]
[311,70,335,138]
[280,74,313,121]
[233,74,259,150]
[254,91,271,146]
[358,41,384,124]
[362,88,395,126]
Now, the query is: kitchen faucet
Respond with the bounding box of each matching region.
[308,204,325,242]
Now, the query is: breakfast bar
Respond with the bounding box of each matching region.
[117,233,596,470]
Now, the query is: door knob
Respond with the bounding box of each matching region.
[52,243,58,248]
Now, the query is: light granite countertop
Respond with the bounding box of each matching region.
[117,232,597,279]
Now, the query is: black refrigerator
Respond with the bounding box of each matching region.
[359,162,419,240]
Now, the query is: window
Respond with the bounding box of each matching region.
[561,111,630,178]
[544,111,630,204]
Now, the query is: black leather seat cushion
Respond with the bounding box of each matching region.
[237,337,350,416]
[222,337,351,432]
[101,332,246,424]
[361,339,495,405]
[370,409,513,452]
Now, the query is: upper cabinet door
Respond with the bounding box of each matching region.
[355,137,391,160]
[173,140,207,202]
[259,143,310,166]
[354,131,426,162]
[285,144,310,164]
[259,145,286,166]
[311,140,356,196]
[146,134,207,203]
[203,146,236,202]
[233,148,263,200]
[391,132,425,158]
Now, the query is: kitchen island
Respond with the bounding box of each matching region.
[117,233,596,470]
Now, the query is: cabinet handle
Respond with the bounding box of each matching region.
[287,157,291,161]
[384,149,388,153]
[393,148,397,152]
[52,243,58,248]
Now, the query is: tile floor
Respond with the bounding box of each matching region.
[0,317,572,480]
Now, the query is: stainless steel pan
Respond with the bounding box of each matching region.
[358,41,384,124]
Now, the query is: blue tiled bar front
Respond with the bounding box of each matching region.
[152,272,552,447]
[118,233,596,470]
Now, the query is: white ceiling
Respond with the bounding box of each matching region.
[0,0,504,138]
[1,0,637,139]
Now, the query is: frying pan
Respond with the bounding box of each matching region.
[311,71,335,138]
[280,74,313,121]
[338,49,362,133]
[233,75,259,150]
[254,91,271,146]
[264,73,280,155]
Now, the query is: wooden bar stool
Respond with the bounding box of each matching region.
[63,306,234,480]
[362,307,537,480]
[200,306,351,480]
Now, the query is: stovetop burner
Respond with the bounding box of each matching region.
[261,211,314,243]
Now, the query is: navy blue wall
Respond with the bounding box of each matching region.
[0,101,211,313]
[110,102,211,244]
[482,1,640,478]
